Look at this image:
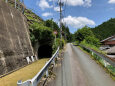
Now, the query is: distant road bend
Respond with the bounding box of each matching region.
[48,43,115,86]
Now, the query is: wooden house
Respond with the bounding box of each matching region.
[101,35,115,47]
[100,35,115,55]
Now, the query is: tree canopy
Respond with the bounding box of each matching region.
[74,26,94,42]
[92,18,115,41]
[31,23,54,46]
[45,19,60,37]
[62,24,72,42]
[45,19,72,42]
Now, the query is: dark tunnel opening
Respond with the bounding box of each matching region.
[38,45,53,59]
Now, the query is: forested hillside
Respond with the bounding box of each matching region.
[24,10,72,46]
[92,18,115,41]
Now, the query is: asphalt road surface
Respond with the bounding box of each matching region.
[47,43,115,86]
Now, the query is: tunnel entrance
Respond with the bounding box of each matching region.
[38,45,53,59]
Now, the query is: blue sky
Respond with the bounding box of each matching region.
[24,0,115,33]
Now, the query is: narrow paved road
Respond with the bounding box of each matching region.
[48,43,115,86]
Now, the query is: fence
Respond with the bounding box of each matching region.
[79,45,115,67]
[78,45,115,77]
[80,45,115,67]
[17,47,60,86]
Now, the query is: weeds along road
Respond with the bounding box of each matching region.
[48,43,115,86]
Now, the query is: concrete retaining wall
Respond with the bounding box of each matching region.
[0,0,34,75]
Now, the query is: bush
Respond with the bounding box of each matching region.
[31,23,54,46]
[74,26,94,42]
[61,38,66,48]
[75,40,80,44]
[30,32,36,46]
[53,38,65,52]
[84,36,100,47]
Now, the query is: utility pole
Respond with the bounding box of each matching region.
[59,0,63,39]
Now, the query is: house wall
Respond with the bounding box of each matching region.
[104,40,115,45]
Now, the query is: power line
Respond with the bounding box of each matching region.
[53,0,67,40]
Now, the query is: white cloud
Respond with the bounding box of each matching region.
[54,7,60,11]
[54,6,64,11]
[108,0,115,4]
[62,16,95,28]
[62,0,92,7]
[62,0,84,6]
[37,0,52,10]
[42,12,53,17]
[84,0,92,7]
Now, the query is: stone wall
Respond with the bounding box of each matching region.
[0,1,34,75]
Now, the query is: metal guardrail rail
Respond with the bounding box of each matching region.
[17,47,60,86]
[78,44,115,67]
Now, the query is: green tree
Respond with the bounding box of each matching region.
[45,20,72,42]
[92,18,115,40]
[61,24,72,42]
[45,19,60,37]
[74,26,94,42]
[31,23,54,46]
[84,36,100,47]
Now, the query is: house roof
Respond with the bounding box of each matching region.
[100,35,115,43]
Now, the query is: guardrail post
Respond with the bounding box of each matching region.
[104,60,107,67]
[57,52,59,59]
[53,59,55,66]
[46,69,49,77]
[28,80,33,86]
[92,52,94,56]
[103,60,110,67]
[17,80,23,86]
[17,47,60,86]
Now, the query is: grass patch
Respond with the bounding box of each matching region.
[80,42,106,55]
[0,58,49,86]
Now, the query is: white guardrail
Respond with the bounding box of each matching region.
[17,47,60,86]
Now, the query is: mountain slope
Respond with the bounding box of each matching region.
[92,18,115,40]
